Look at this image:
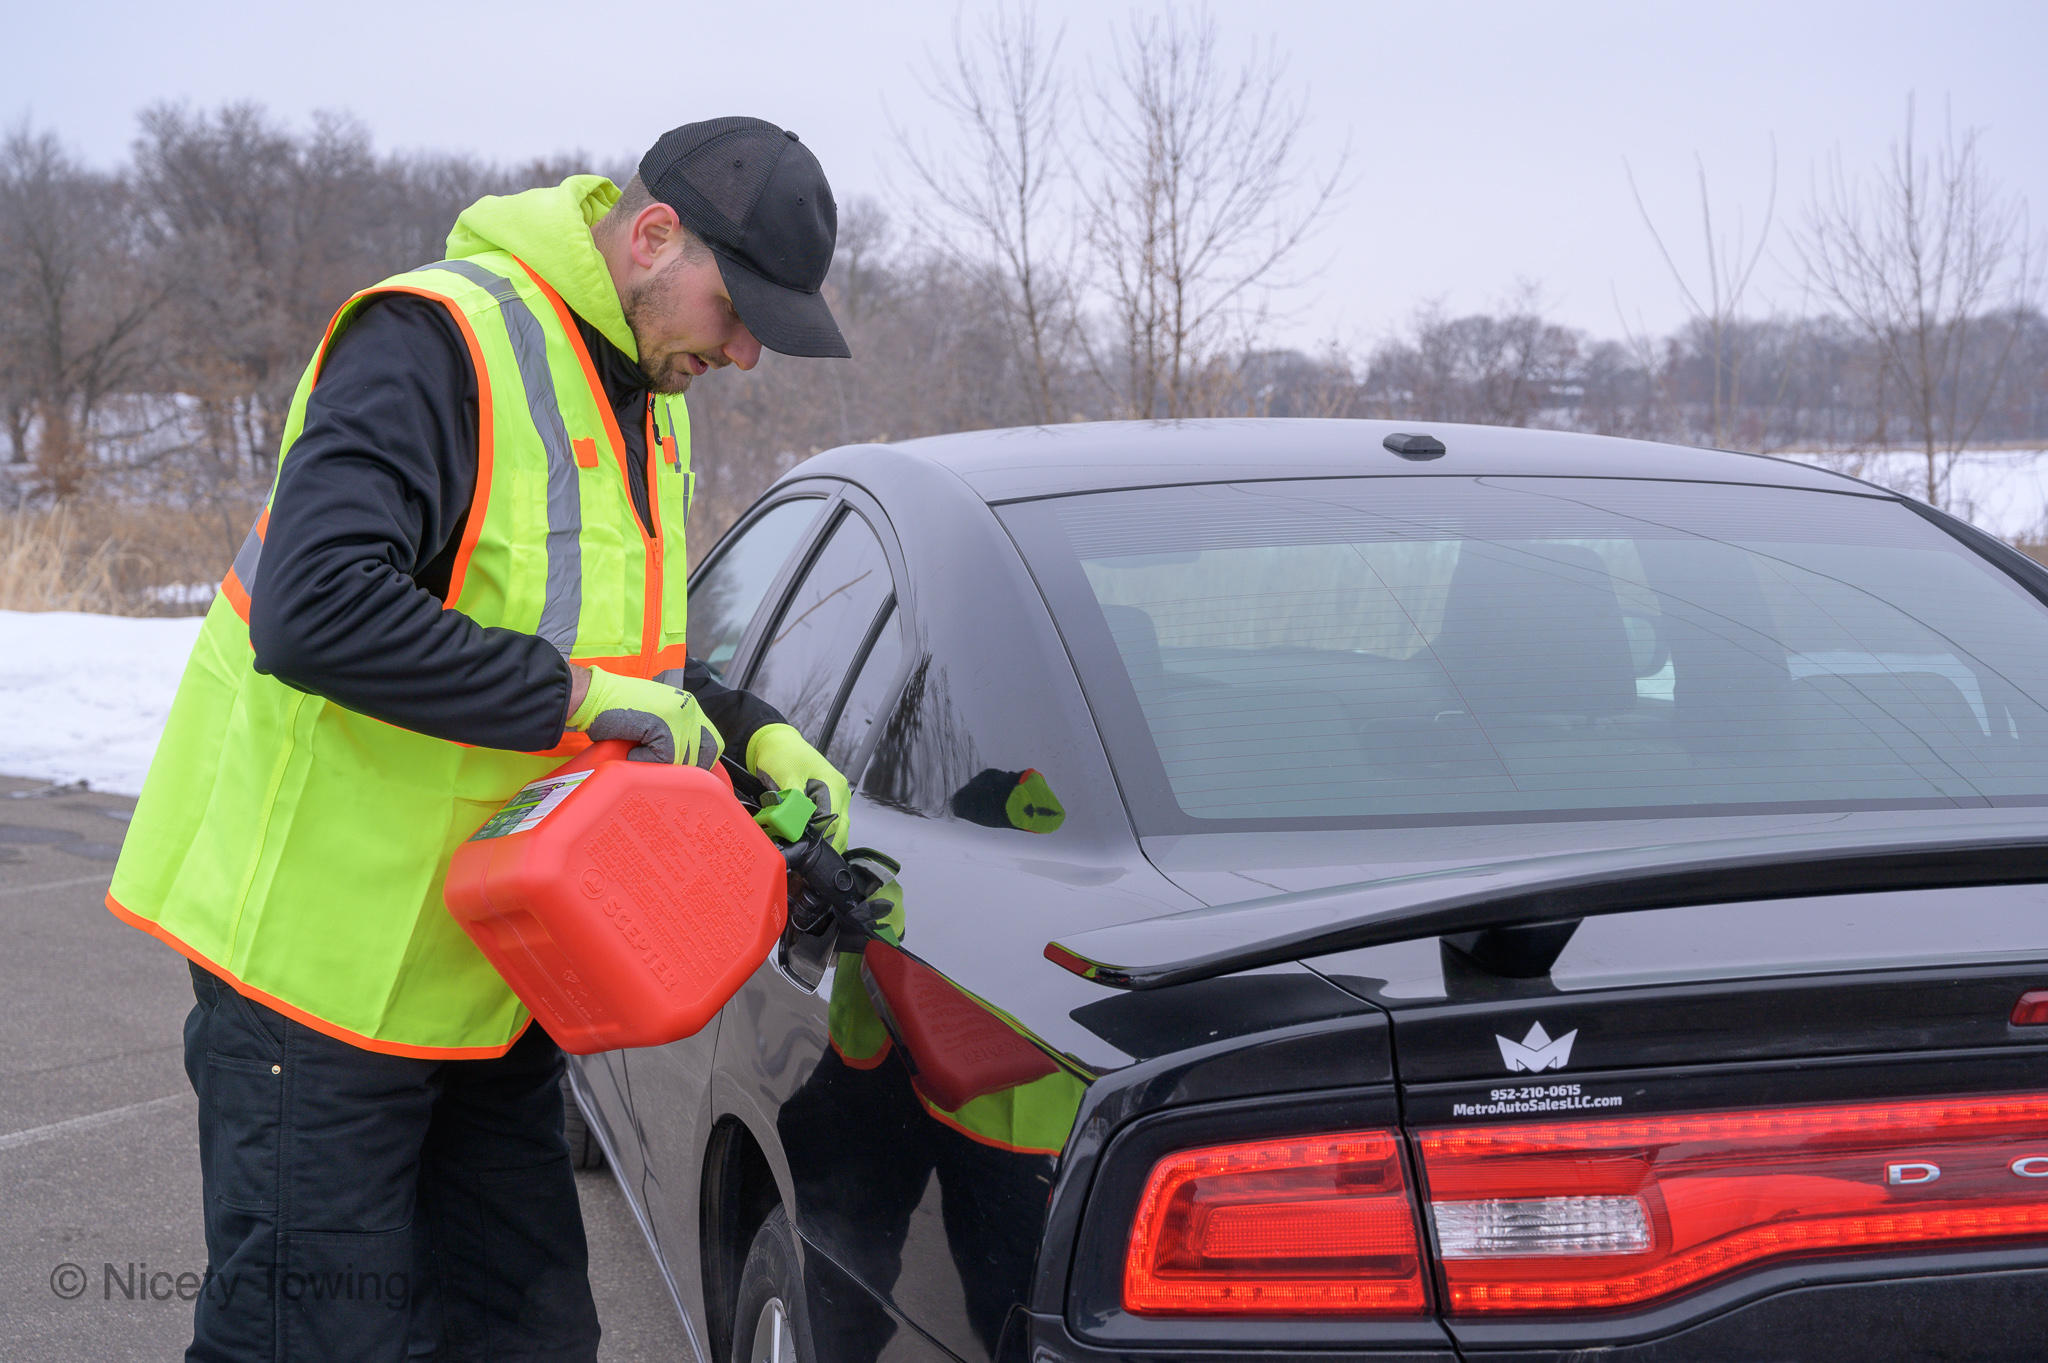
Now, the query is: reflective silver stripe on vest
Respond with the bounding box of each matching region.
[421,260,583,658]
[229,515,264,593]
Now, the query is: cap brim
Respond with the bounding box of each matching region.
[713,248,851,359]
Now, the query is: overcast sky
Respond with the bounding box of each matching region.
[12,0,2044,353]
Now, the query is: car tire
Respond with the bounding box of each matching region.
[732,1207,816,1363]
[560,1071,606,1171]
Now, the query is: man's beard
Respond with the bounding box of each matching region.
[641,354,694,395]
[622,264,694,394]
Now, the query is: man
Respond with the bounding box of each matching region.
[107,117,852,1362]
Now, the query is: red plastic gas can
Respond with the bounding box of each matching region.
[444,740,787,1054]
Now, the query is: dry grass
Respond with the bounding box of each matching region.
[1,506,122,612]
[0,497,258,616]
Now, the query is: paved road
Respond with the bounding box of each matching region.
[0,773,693,1362]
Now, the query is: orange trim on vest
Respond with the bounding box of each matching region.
[219,508,273,626]
[106,891,534,1060]
[221,570,252,624]
[579,640,688,678]
[526,730,591,760]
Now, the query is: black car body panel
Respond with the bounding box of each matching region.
[564,420,2048,1363]
[1048,814,2048,988]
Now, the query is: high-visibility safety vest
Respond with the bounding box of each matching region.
[108,248,693,1058]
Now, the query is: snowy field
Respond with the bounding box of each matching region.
[0,610,203,795]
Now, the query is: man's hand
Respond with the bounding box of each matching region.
[746,723,851,852]
[568,666,723,767]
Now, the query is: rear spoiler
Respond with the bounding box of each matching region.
[1044,818,2048,990]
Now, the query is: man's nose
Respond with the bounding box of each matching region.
[725,328,762,372]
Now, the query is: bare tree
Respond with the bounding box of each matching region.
[1799,96,2040,507]
[1625,146,1779,448]
[1365,286,1580,427]
[895,2,1075,424]
[1080,4,1347,419]
[135,103,368,476]
[0,123,167,495]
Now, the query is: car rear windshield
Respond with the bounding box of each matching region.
[1001,476,2048,830]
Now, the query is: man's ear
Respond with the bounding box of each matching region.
[628,201,682,272]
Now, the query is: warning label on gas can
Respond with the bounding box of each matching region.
[468,770,593,841]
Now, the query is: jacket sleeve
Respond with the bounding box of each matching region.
[680,654,789,763]
[248,295,576,752]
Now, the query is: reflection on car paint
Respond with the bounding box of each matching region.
[777,863,1085,1363]
[951,768,1066,834]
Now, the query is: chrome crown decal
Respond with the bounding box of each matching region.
[1497,1021,1578,1073]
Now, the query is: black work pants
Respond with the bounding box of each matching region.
[181,960,601,1362]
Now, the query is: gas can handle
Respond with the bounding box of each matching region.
[558,738,635,775]
[555,738,736,793]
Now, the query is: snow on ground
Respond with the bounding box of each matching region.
[0,609,203,796]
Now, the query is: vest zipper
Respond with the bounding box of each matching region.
[640,399,667,669]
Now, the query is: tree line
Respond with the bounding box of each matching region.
[1,7,2041,570]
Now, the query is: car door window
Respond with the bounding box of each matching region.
[824,604,904,775]
[688,498,825,682]
[748,511,896,743]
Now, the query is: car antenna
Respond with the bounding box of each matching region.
[1384,431,1447,460]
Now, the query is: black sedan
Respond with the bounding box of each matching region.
[566,418,2048,1363]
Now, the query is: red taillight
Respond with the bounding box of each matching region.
[2013,991,2048,1026]
[1124,1130,1428,1315]
[1418,1093,2048,1314]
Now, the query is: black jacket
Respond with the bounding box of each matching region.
[248,293,782,755]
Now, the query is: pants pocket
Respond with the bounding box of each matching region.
[218,978,291,1052]
[279,1223,417,1363]
[203,1052,284,1212]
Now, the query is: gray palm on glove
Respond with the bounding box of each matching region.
[568,667,724,767]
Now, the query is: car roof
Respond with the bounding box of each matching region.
[780,418,1890,506]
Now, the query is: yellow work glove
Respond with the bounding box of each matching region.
[857,874,904,946]
[746,723,851,852]
[569,667,723,767]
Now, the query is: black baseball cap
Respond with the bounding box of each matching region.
[638,117,850,359]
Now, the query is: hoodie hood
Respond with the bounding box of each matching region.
[444,175,637,361]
